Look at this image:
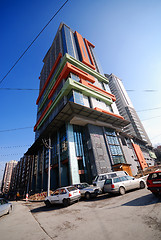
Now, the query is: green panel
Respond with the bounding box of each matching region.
[37,78,113,130]
[38,53,109,112]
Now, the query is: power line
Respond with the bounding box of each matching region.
[137,106,161,113]
[0,145,31,149]
[0,88,38,91]
[0,0,69,86]
[141,115,161,121]
[0,127,33,133]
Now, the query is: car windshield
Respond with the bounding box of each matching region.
[67,186,77,192]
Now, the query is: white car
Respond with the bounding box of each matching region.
[0,198,12,217]
[103,176,146,195]
[44,186,81,207]
[73,183,101,199]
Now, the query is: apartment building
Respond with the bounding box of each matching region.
[106,73,155,167]
[1,160,17,194]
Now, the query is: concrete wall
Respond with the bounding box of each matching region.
[87,124,112,178]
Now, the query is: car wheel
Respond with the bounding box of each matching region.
[85,192,91,200]
[45,200,51,208]
[63,198,69,207]
[119,187,125,195]
[140,181,145,189]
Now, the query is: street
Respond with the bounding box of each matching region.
[0,188,161,240]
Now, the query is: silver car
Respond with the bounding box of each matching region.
[0,198,12,217]
[74,183,101,199]
[103,176,146,195]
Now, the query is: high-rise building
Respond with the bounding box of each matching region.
[1,160,17,194]
[26,23,144,191]
[106,73,151,145]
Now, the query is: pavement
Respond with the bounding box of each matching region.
[0,201,50,240]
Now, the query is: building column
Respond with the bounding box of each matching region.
[66,123,80,185]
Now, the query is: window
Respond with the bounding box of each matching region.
[73,91,84,105]
[105,128,126,165]
[98,175,107,181]
[114,178,121,183]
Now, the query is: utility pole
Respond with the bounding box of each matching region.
[42,137,52,197]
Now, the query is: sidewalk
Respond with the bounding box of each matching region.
[0,201,50,240]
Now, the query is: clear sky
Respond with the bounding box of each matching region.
[1,0,161,180]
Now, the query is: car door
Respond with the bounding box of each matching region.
[119,176,131,191]
[59,188,67,203]
[51,189,60,204]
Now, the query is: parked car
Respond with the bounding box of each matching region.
[0,198,12,217]
[147,171,161,197]
[73,183,101,199]
[44,186,81,207]
[93,171,129,190]
[103,175,146,195]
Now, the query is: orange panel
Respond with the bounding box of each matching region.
[94,107,125,120]
[36,52,62,105]
[48,62,95,99]
[84,38,96,70]
[75,31,95,70]
[80,79,116,102]
[132,143,148,170]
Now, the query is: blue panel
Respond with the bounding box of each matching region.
[61,25,67,55]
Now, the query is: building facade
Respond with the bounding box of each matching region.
[26,23,151,192]
[106,73,155,167]
[1,160,17,194]
[106,73,151,145]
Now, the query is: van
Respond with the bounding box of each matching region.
[93,171,129,190]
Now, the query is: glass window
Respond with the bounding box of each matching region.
[61,25,79,59]
[120,176,127,181]
[73,91,84,105]
[98,175,107,181]
[114,178,121,183]
[105,179,112,184]
[67,186,77,192]
[105,128,126,165]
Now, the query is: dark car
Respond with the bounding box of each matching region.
[147,171,161,197]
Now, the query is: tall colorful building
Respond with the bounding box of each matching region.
[26,23,135,192]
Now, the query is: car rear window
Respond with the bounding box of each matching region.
[67,186,77,192]
[105,179,112,184]
[148,172,161,180]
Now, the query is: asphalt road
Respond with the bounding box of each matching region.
[0,188,161,240]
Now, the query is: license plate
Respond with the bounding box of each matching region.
[153,181,161,184]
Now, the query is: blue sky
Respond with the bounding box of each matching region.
[1,0,161,179]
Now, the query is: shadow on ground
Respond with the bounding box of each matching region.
[122,193,161,207]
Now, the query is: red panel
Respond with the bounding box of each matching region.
[36,52,62,105]
[34,100,52,131]
[80,79,116,102]
[94,107,125,120]
[75,31,95,70]
[132,143,148,170]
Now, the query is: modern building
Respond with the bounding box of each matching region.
[106,73,155,167]
[1,160,17,194]
[25,23,154,192]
